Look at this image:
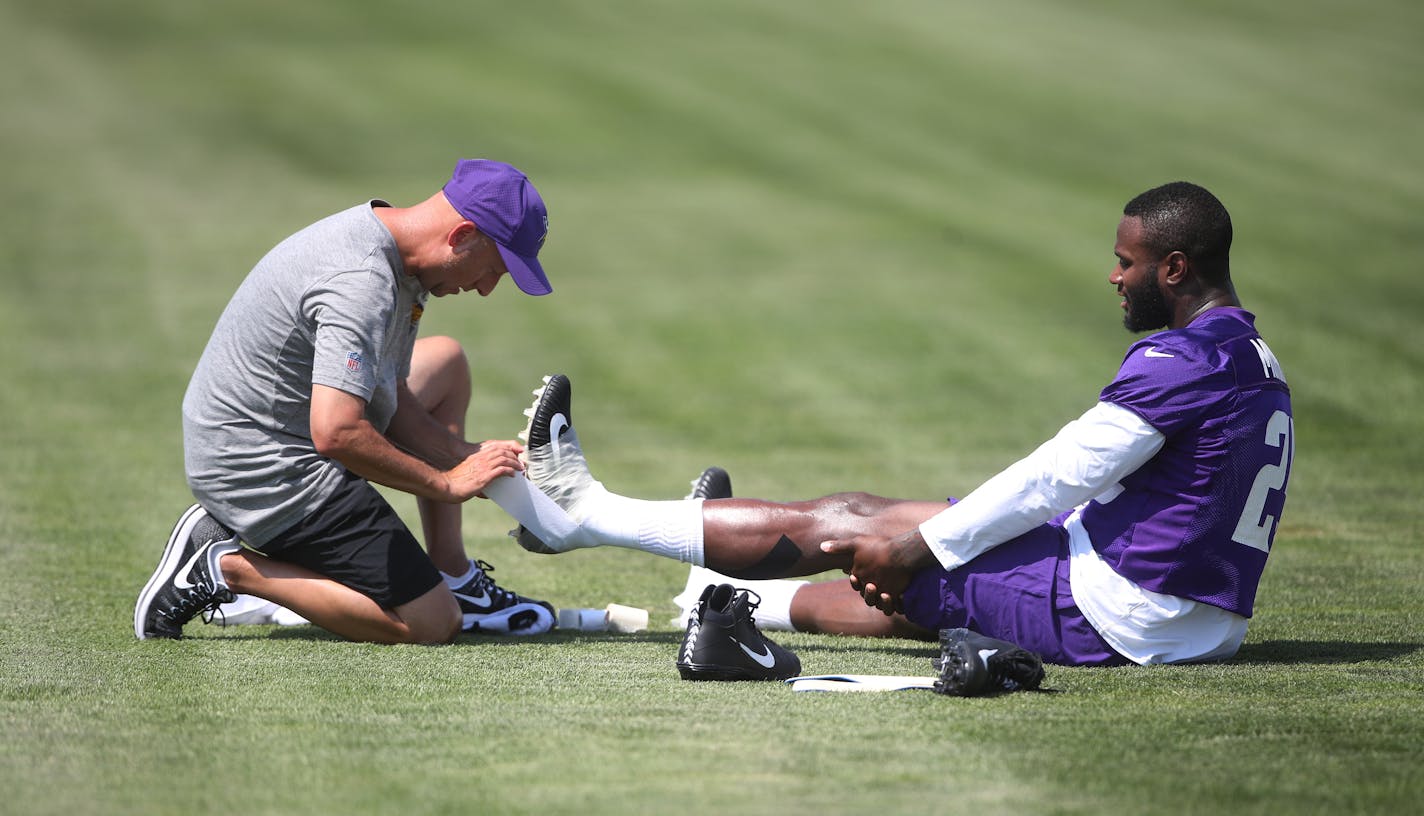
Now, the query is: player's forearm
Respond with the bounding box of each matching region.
[383,382,476,470]
[385,415,469,470]
[316,419,454,501]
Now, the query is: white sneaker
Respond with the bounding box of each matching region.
[450,560,555,635]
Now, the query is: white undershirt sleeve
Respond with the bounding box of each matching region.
[918,401,1165,570]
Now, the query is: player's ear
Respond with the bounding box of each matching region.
[1162,250,1189,285]
[447,221,481,252]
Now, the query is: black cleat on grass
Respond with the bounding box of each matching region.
[676,583,800,681]
[932,628,1045,696]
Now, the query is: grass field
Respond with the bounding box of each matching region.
[3,1,1422,813]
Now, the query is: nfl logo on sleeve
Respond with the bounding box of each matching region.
[346,352,363,373]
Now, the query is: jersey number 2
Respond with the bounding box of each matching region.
[1232,410,1294,553]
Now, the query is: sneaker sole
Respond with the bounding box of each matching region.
[463,602,555,635]
[133,504,207,640]
[676,662,779,681]
[932,639,979,696]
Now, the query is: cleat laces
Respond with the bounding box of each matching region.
[735,588,764,622]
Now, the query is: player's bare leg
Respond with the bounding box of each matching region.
[515,373,947,580]
[405,337,556,635]
[700,493,948,579]
[789,578,933,639]
[405,335,475,576]
[700,496,941,640]
[219,550,460,644]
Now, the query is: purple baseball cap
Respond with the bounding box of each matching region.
[442,159,552,296]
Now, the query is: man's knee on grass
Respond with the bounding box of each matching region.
[396,586,462,644]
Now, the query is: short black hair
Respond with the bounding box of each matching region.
[1124,182,1233,283]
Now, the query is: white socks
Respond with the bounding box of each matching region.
[585,491,706,566]
[442,560,478,588]
[503,425,707,563]
[484,473,596,551]
[485,472,705,565]
[673,565,807,632]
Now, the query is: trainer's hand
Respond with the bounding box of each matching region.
[820,531,936,615]
[443,439,525,502]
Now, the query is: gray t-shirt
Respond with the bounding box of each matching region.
[182,201,427,547]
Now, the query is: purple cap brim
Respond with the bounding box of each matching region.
[498,243,552,296]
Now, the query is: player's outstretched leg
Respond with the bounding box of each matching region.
[673,468,808,631]
[509,374,705,564]
[509,374,948,586]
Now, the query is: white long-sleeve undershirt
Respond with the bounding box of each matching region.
[918,401,1164,570]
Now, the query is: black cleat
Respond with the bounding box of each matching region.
[518,373,572,452]
[451,560,555,635]
[686,466,732,501]
[134,504,241,640]
[932,628,1045,696]
[512,374,582,555]
[676,584,800,681]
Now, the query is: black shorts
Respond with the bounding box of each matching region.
[257,470,442,609]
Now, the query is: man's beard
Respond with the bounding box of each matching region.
[1124,275,1171,332]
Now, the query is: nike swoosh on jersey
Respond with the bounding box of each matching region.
[1144,348,1175,358]
[738,640,778,668]
[978,648,999,664]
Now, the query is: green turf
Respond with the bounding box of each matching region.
[2,0,1422,813]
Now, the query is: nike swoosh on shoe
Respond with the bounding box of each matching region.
[171,541,216,590]
[452,589,494,611]
[548,413,568,464]
[737,640,778,668]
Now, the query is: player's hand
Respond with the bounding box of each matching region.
[820,531,935,615]
[443,439,525,501]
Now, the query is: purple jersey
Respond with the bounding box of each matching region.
[1082,308,1292,616]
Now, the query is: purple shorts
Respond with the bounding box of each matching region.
[901,512,1129,667]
